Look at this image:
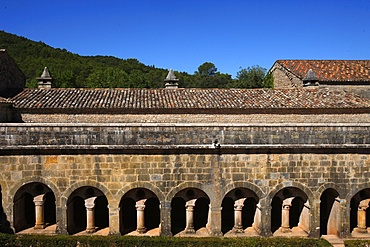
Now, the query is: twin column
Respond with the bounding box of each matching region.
[356,199,370,233]
[33,194,46,229]
[281,197,294,233]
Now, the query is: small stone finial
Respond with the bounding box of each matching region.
[303,69,319,87]
[40,67,51,78]
[37,67,53,89]
[164,68,179,89]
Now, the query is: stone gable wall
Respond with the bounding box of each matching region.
[0,51,25,98]
[270,63,303,88]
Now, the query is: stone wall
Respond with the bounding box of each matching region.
[1,123,370,149]
[1,123,370,237]
[270,63,302,88]
[1,150,369,236]
[0,50,25,98]
[17,113,370,123]
[270,62,370,99]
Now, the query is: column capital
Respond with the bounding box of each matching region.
[135,204,146,211]
[33,194,46,204]
[186,199,197,207]
[359,199,370,211]
[85,197,97,209]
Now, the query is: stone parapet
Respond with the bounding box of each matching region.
[1,123,370,151]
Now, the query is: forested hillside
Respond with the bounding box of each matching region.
[0,31,272,88]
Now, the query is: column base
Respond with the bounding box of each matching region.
[353,227,368,234]
[85,228,97,234]
[34,224,45,230]
[136,227,147,234]
[280,227,292,233]
[185,227,196,234]
[232,227,245,233]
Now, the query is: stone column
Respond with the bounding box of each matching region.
[281,197,294,233]
[185,199,196,233]
[233,198,246,233]
[85,197,97,233]
[208,206,223,236]
[356,199,370,233]
[135,199,147,233]
[33,194,46,229]
[108,205,120,235]
[160,201,172,236]
[208,152,223,237]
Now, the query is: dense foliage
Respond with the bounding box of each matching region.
[0,234,331,247]
[0,31,273,89]
[344,240,370,247]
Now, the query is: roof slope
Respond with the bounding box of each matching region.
[0,96,12,104]
[11,88,370,111]
[276,60,370,82]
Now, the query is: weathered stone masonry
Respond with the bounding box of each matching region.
[2,57,370,238]
[1,122,370,237]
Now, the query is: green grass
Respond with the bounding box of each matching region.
[345,239,370,247]
[0,233,332,247]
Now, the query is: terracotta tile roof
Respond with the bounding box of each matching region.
[0,96,12,104]
[10,88,370,112]
[276,60,370,82]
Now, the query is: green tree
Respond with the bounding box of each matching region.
[86,68,129,88]
[191,62,233,88]
[234,65,267,88]
[263,71,274,88]
[196,62,217,76]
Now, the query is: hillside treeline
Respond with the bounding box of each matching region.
[0,31,273,89]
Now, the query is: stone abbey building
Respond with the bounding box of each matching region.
[1,51,370,239]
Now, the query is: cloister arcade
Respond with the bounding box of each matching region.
[221,188,260,236]
[350,188,370,235]
[119,188,160,235]
[6,182,370,237]
[271,187,310,236]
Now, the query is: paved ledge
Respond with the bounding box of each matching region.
[2,144,370,150]
[1,122,370,127]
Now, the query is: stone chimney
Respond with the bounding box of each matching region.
[164,68,179,89]
[303,69,319,87]
[37,67,53,89]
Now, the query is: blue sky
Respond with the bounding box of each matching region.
[1,0,369,77]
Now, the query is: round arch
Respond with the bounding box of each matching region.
[0,172,9,193]
[268,181,314,203]
[223,181,265,200]
[62,180,113,206]
[346,186,370,233]
[316,183,344,200]
[166,181,211,202]
[268,181,313,235]
[12,180,57,233]
[345,182,370,203]
[66,185,109,235]
[9,177,61,205]
[116,181,165,207]
[170,185,211,235]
